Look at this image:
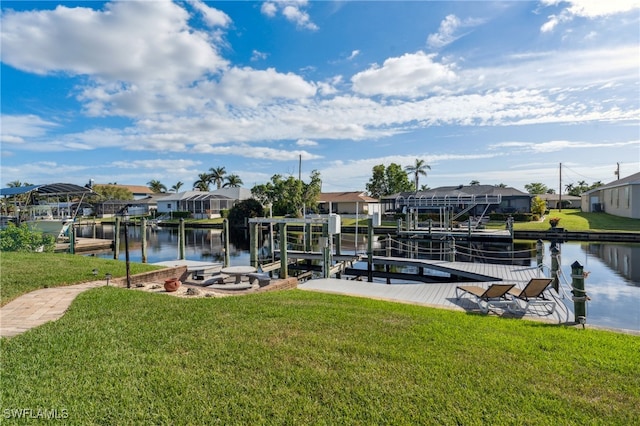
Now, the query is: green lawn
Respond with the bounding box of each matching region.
[1,288,638,424]
[492,209,640,232]
[0,252,162,306]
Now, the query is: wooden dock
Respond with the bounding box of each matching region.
[55,237,113,253]
[299,272,572,324]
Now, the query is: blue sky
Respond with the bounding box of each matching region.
[1,0,639,194]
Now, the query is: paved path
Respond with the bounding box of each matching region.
[1,281,104,338]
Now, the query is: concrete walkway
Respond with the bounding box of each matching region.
[0,281,104,338]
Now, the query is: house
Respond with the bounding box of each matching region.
[95,184,155,200]
[538,193,582,209]
[381,185,532,216]
[317,192,379,215]
[581,172,640,219]
[156,188,252,219]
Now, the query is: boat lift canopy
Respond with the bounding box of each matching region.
[0,183,93,197]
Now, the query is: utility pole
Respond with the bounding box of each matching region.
[558,162,562,212]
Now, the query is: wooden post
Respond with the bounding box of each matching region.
[279,222,288,279]
[305,223,312,252]
[69,224,75,254]
[550,245,560,292]
[536,239,544,274]
[386,235,392,257]
[571,261,587,326]
[141,218,147,263]
[335,231,342,279]
[249,221,258,268]
[114,216,120,259]
[223,219,230,267]
[322,222,330,279]
[179,218,185,260]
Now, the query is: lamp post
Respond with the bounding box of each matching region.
[105,273,112,286]
[118,204,132,288]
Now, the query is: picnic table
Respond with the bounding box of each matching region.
[220,266,257,284]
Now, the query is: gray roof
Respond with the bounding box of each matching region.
[385,184,529,200]
[583,172,640,195]
[1,183,92,197]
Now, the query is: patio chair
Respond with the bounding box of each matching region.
[507,278,556,314]
[455,283,516,313]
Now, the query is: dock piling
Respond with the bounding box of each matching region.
[571,261,587,326]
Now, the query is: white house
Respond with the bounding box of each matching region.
[317,192,379,215]
[156,188,252,219]
[581,172,640,219]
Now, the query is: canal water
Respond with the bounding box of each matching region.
[84,225,639,333]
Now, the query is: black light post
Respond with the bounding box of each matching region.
[118,205,132,288]
[124,220,131,288]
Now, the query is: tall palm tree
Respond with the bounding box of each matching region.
[405,159,431,191]
[209,166,227,190]
[193,173,212,191]
[147,179,167,193]
[171,181,184,193]
[223,174,243,188]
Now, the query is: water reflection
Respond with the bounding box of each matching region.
[582,243,640,286]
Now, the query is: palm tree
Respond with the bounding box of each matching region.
[209,166,227,190]
[147,179,167,193]
[193,173,211,191]
[565,183,574,194]
[170,181,184,193]
[405,159,431,191]
[223,174,243,188]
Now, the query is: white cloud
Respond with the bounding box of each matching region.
[0,115,59,144]
[348,50,360,60]
[427,14,484,49]
[0,2,227,82]
[215,67,317,107]
[540,0,640,32]
[296,139,317,147]
[260,2,277,17]
[489,140,640,153]
[188,0,231,28]
[192,143,322,161]
[260,1,318,30]
[351,52,457,97]
[251,50,269,61]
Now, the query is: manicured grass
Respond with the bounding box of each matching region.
[1,288,638,424]
[0,252,162,306]
[488,209,640,232]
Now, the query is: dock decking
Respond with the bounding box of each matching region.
[299,257,573,323]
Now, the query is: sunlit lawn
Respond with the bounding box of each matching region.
[489,209,640,232]
[1,288,638,424]
[0,252,162,306]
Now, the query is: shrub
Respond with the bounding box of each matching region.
[228,199,265,228]
[0,223,55,252]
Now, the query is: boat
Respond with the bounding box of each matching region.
[0,183,93,239]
